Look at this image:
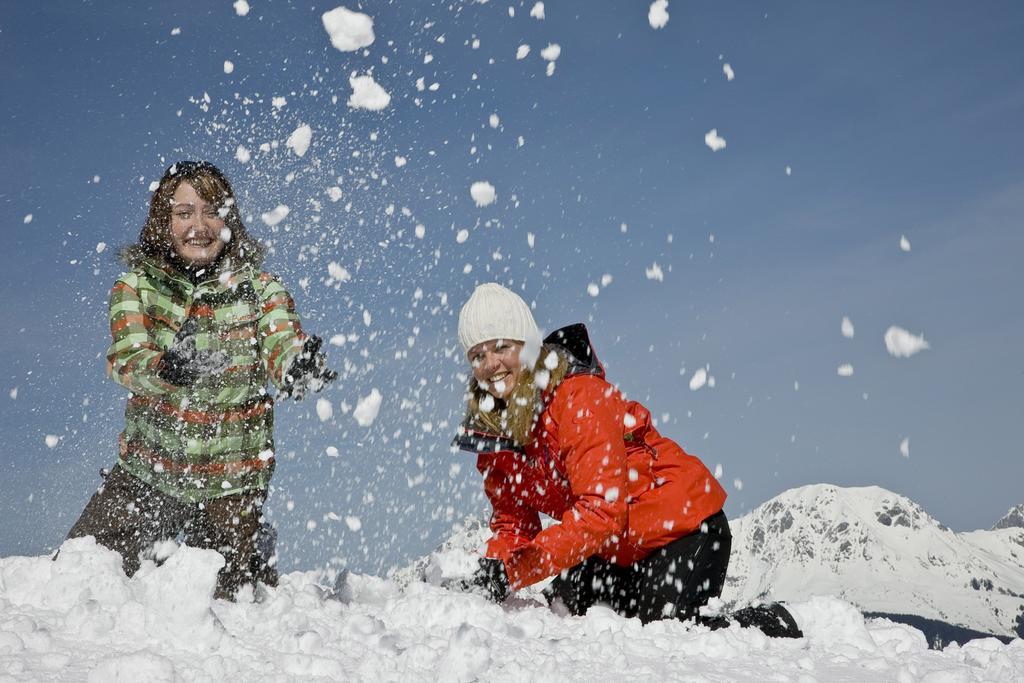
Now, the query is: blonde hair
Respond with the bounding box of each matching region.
[464,344,570,446]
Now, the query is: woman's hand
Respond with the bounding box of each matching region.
[444,558,511,603]
[280,335,338,400]
[157,318,231,387]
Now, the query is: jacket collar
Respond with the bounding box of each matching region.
[139,258,254,294]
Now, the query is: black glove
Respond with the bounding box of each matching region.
[445,558,511,603]
[158,318,230,387]
[280,335,338,400]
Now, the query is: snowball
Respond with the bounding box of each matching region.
[456,229,469,244]
[327,262,351,282]
[272,96,287,108]
[648,0,669,29]
[705,128,727,151]
[587,283,600,297]
[516,44,530,60]
[394,155,407,167]
[345,516,362,531]
[689,368,707,391]
[286,124,312,157]
[362,309,372,326]
[723,63,735,81]
[44,435,59,448]
[540,43,560,61]
[348,74,391,111]
[233,0,250,16]
[841,316,855,338]
[23,214,32,224]
[223,60,234,74]
[884,326,930,358]
[837,364,854,377]
[95,242,107,254]
[900,235,911,252]
[316,398,334,422]
[489,113,500,128]
[261,205,290,226]
[171,27,181,36]
[414,224,425,239]
[353,389,382,426]
[470,181,496,207]
[645,262,664,282]
[600,274,613,287]
[321,6,375,52]
[326,186,343,202]
[899,437,910,458]
[530,2,545,19]
[326,446,340,457]
[235,145,251,163]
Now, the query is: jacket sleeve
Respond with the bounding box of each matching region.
[105,275,177,396]
[256,273,306,389]
[503,376,629,590]
[478,454,543,561]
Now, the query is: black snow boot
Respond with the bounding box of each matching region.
[731,603,803,638]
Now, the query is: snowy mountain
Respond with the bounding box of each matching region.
[994,504,1024,530]
[721,484,1024,638]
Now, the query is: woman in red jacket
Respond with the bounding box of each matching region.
[453,283,800,635]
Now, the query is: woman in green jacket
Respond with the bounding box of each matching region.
[64,161,335,599]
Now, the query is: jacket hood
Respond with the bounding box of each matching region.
[543,323,604,378]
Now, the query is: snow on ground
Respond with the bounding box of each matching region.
[1,538,1021,681]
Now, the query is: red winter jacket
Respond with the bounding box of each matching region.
[455,325,727,590]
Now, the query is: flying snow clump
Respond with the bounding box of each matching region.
[723,63,735,81]
[353,389,383,427]
[316,398,333,422]
[900,437,910,458]
[286,124,312,157]
[394,155,407,167]
[348,75,391,111]
[223,60,234,74]
[884,326,930,358]
[235,145,251,163]
[645,262,664,281]
[841,316,855,338]
[23,214,32,224]
[540,44,561,61]
[470,181,496,207]
[327,262,351,282]
[689,368,707,391]
[44,435,59,448]
[95,242,107,254]
[837,364,854,377]
[516,44,530,60]
[649,0,669,29]
[233,0,250,16]
[261,205,290,227]
[531,3,545,20]
[705,129,727,151]
[900,235,912,252]
[321,6,375,52]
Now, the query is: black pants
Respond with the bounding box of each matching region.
[63,465,277,599]
[545,510,731,624]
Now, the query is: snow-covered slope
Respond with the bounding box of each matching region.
[2,537,1023,681]
[722,484,1024,638]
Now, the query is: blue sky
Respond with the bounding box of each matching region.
[2,1,1023,574]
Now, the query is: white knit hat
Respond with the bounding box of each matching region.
[458,283,541,353]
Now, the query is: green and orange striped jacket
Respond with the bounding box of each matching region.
[107,258,305,501]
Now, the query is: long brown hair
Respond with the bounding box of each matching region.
[121,161,265,270]
[465,344,570,446]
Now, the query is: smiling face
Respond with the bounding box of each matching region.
[168,181,227,267]
[468,338,525,399]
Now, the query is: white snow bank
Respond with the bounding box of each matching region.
[3,538,1020,680]
[321,6,375,52]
